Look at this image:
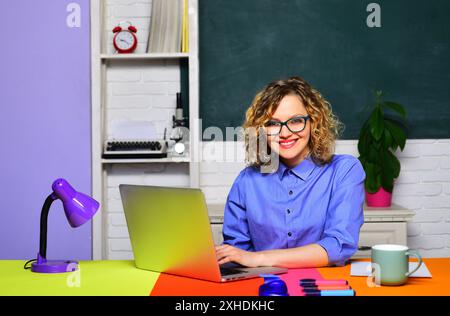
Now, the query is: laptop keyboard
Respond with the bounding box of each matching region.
[220,267,247,276]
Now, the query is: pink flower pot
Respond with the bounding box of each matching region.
[365,187,392,207]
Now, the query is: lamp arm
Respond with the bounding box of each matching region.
[39,193,58,259]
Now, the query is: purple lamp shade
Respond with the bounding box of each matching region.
[52,178,99,227]
[30,178,100,273]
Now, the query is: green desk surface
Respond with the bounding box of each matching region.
[0,260,159,296]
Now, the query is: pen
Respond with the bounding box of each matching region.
[300,285,352,291]
[303,289,356,297]
[299,279,349,286]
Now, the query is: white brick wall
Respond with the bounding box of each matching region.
[106,59,180,139]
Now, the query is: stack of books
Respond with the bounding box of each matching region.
[147,0,189,53]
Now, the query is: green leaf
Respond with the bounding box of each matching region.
[368,145,380,163]
[391,152,401,178]
[383,101,407,119]
[372,139,382,151]
[364,165,376,192]
[385,119,407,151]
[358,126,372,157]
[383,129,393,148]
[383,128,398,152]
[385,115,409,135]
[358,126,367,155]
[358,156,366,167]
[369,107,384,141]
[381,173,394,193]
[383,149,401,179]
[367,173,382,193]
[364,162,382,193]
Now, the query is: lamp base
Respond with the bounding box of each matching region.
[31,254,79,273]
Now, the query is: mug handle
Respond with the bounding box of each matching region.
[405,250,423,277]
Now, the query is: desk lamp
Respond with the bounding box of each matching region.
[30,178,99,273]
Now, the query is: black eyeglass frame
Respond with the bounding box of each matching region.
[264,115,310,136]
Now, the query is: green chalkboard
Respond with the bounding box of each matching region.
[199,0,450,139]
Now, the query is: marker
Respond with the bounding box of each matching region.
[303,289,355,297]
[300,285,352,291]
[299,279,348,286]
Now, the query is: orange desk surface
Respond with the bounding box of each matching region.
[151,258,450,296]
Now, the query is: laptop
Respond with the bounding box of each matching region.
[119,184,287,282]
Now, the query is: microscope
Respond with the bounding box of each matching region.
[170,92,188,155]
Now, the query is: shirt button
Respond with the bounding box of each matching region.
[287,209,291,214]
[288,232,292,237]
[288,190,293,195]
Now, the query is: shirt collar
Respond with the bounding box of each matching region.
[277,156,317,181]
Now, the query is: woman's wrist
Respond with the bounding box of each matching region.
[255,244,329,268]
[257,251,275,267]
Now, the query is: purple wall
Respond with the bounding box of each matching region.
[0,1,92,260]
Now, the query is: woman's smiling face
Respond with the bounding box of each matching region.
[266,94,311,168]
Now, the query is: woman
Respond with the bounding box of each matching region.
[215,76,365,268]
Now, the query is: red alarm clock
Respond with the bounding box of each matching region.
[112,21,138,54]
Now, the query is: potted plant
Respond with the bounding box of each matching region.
[357,91,408,207]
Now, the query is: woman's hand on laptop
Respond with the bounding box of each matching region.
[215,244,264,268]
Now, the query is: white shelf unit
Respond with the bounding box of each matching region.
[90,0,200,259]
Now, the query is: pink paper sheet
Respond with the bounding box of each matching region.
[279,268,324,296]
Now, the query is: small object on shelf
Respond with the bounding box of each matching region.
[27,179,99,273]
[102,139,168,159]
[112,21,138,54]
[147,0,186,53]
[170,92,188,153]
[171,92,187,132]
[174,142,185,155]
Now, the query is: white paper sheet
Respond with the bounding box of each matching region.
[350,261,432,278]
[110,120,157,140]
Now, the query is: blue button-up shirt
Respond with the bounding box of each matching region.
[222,154,366,266]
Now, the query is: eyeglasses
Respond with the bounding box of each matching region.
[264,115,310,136]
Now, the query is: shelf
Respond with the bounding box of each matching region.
[101,156,190,164]
[363,204,415,222]
[100,53,190,60]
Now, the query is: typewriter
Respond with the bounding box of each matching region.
[102,139,168,159]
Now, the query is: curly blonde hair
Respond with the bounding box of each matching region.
[243,76,343,167]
